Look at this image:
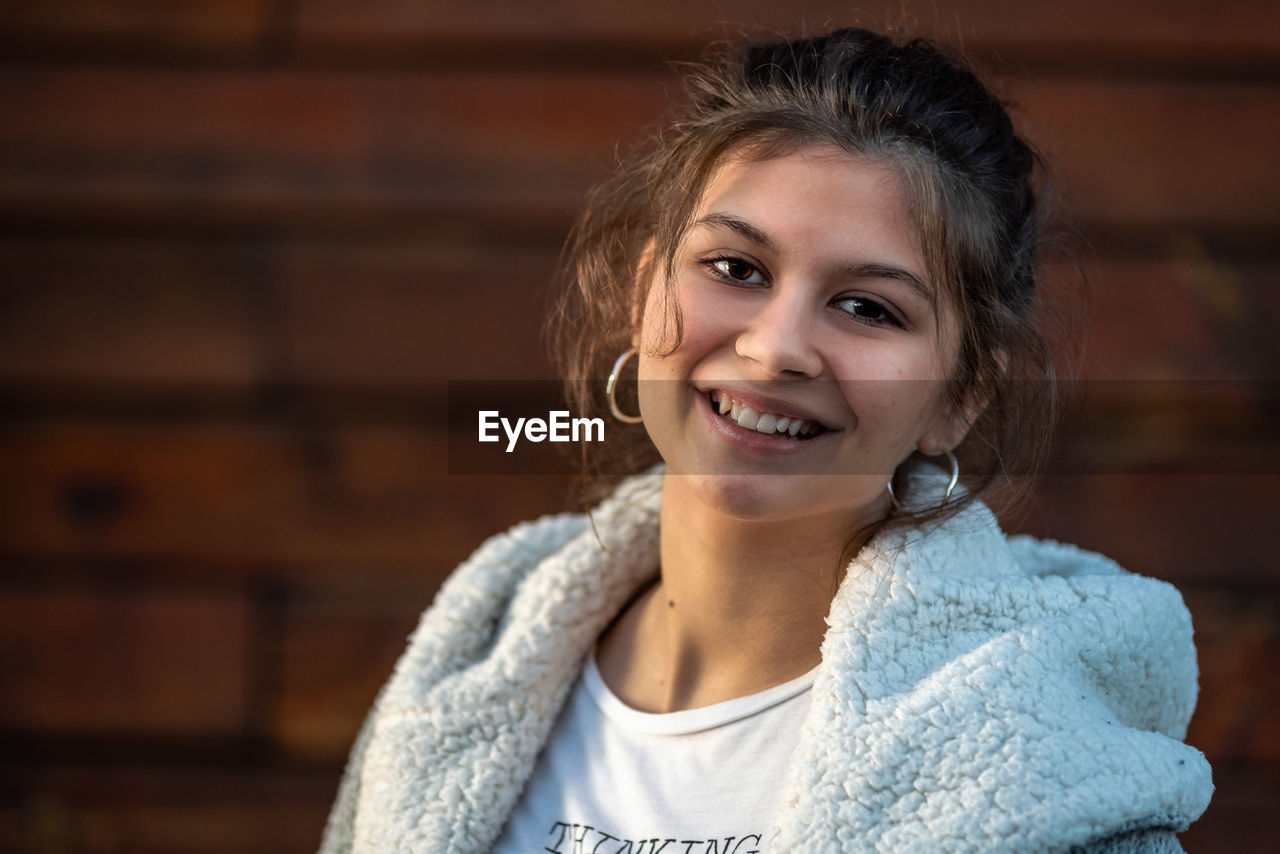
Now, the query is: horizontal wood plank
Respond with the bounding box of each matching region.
[1179,763,1280,853]
[1183,587,1280,764]
[0,239,560,389]
[291,0,1280,59]
[0,238,268,387]
[0,419,571,573]
[1016,78,1280,232]
[273,242,558,384]
[3,1,1276,68]
[1008,474,1280,587]
[271,598,420,759]
[0,0,275,58]
[0,590,250,736]
[0,69,1275,233]
[0,68,669,234]
[1,763,332,853]
[1074,255,1280,381]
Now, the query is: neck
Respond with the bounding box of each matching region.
[596,474,885,713]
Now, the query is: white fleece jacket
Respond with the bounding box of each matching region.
[320,467,1212,853]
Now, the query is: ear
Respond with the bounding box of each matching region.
[921,384,988,458]
[918,351,1006,456]
[916,399,980,458]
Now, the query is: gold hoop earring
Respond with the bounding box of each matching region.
[886,449,959,511]
[606,348,643,424]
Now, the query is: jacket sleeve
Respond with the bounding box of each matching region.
[1069,828,1186,854]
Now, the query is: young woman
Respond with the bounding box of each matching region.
[320,28,1212,853]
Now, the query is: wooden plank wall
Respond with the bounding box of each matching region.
[1,1,1276,850]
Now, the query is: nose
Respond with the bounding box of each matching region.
[734,285,824,377]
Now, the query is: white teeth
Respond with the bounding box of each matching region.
[711,391,821,438]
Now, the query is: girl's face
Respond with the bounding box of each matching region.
[636,145,970,526]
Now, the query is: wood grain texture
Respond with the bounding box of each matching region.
[0,0,275,57]
[2,69,1276,233]
[271,598,420,759]
[0,238,560,389]
[0,4,1276,850]
[0,418,570,571]
[290,0,1280,54]
[0,68,669,232]
[1074,255,1280,381]
[0,238,269,387]
[0,590,251,735]
[1184,587,1280,763]
[5,1,1276,66]
[0,763,333,853]
[1009,475,1280,587]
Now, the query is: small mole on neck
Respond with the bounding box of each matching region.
[668,600,675,608]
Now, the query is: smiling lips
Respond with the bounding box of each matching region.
[708,390,825,439]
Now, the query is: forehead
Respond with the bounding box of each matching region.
[701,143,902,202]
[691,145,928,284]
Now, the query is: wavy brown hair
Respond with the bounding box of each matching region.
[548,27,1063,538]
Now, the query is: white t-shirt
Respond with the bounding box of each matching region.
[492,653,817,854]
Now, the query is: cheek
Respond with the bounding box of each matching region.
[828,342,950,405]
[837,371,952,453]
[638,276,733,369]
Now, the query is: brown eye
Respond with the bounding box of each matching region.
[705,256,767,285]
[835,296,902,328]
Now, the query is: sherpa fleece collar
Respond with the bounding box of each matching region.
[340,467,1212,853]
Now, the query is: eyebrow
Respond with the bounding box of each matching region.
[692,212,934,304]
[848,263,934,305]
[696,212,781,255]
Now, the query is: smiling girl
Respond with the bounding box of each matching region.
[321,28,1212,854]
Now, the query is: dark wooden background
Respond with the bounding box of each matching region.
[1,2,1276,851]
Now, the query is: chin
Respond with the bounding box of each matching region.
[670,463,890,530]
[672,470,858,524]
